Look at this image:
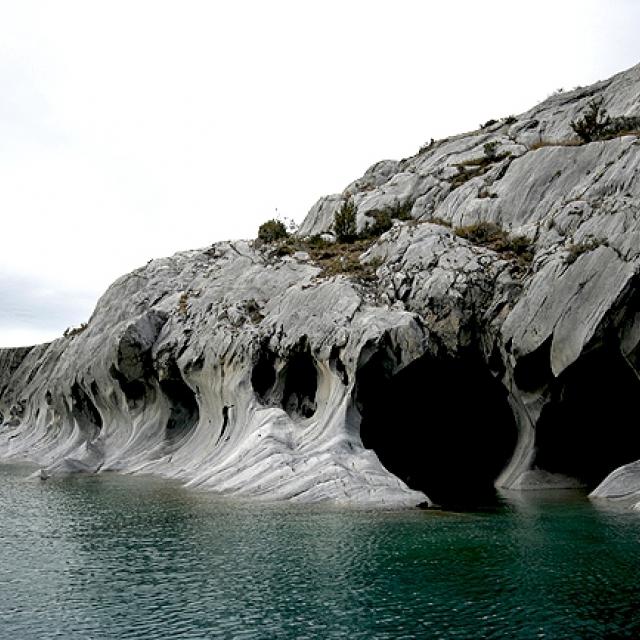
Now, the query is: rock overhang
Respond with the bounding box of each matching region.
[2,63,640,507]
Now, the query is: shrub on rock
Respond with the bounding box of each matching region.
[333,199,358,243]
[455,221,534,267]
[258,219,289,243]
[570,99,611,143]
[570,99,640,143]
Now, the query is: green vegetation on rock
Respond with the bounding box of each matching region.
[258,219,289,243]
[570,98,640,143]
[454,221,534,267]
[333,199,358,243]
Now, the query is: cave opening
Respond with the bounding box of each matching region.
[109,364,148,408]
[533,347,640,489]
[159,376,200,441]
[251,348,277,403]
[282,349,318,419]
[70,382,103,439]
[330,345,349,386]
[356,350,517,508]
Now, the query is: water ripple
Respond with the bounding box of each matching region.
[1,466,640,639]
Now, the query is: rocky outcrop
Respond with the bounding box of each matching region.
[2,63,640,508]
[590,461,640,509]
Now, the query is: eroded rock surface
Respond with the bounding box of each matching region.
[2,63,640,507]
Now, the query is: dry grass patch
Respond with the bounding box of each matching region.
[565,239,603,265]
[454,222,534,268]
[268,236,382,282]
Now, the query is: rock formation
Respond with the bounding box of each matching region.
[2,63,640,509]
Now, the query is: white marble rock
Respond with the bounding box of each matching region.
[2,63,640,507]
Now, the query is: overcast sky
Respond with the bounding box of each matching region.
[1,1,639,347]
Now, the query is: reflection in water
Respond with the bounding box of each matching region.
[1,466,640,639]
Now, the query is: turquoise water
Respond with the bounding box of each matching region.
[1,465,639,639]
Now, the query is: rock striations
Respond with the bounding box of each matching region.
[2,64,640,508]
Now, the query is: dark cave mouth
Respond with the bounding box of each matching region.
[533,347,640,490]
[355,351,518,509]
[70,382,103,438]
[109,364,148,408]
[281,349,318,419]
[160,377,200,441]
[251,344,318,420]
[251,348,277,403]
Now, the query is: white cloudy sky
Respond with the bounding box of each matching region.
[1,0,639,347]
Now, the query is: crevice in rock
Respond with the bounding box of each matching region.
[282,345,318,419]
[251,347,277,403]
[111,312,167,409]
[487,344,506,379]
[533,346,640,488]
[184,353,205,374]
[330,345,349,386]
[158,361,199,442]
[222,405,231,431]
[109,364,149,408]
[70,381,102,439]
[355,349,517,508]
[217,405,233,445]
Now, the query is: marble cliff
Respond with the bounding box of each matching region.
[2,64,640,509]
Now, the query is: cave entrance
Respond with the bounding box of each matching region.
[251,348,277,403]
[160,376,199,442]
[534,347,640,489]
[70,381,102,439]
[251,344,318,419]
[356,350,517,508]
[282,349,317,419]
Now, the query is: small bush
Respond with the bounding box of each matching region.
[419,138,436,154]
[570,99,640,143]
[361,210,392,238]
[258,219,289,243]
[390,199,414,221]
[503,115,517,125]
[244,299,264,324]
[604,114,640,139]
[333,199,358,243]
[360,200,414,239]
[455,222,504,245]
[505,235,535,260]
[177,292,189,315]
[450,165,479,189]
[480,119,498,129]
[570,98,611,143]
[483,141,499,160]
[271,242,296,257]
[63,323,88,338]
[565,239,602,264]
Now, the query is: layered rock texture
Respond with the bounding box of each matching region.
[2,64,640,508]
